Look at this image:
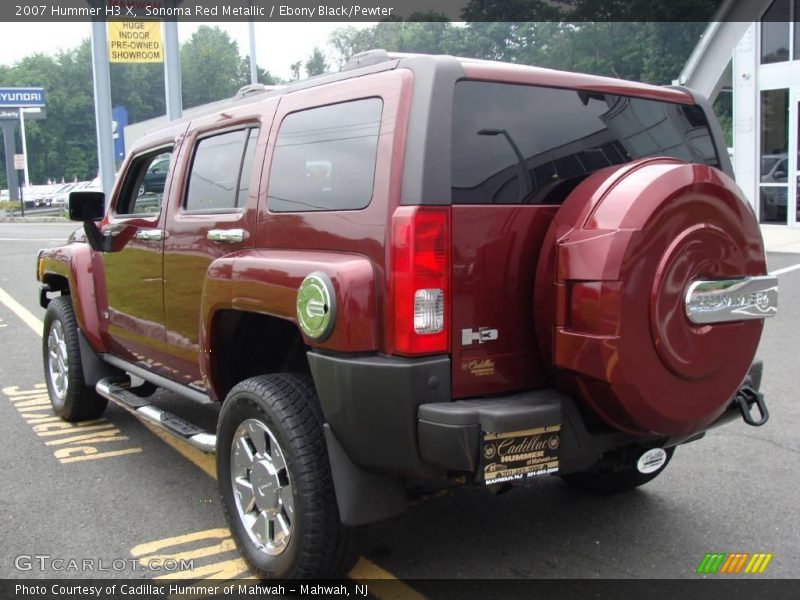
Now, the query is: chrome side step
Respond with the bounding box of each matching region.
[96,378,216,453]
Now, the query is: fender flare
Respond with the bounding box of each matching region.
[198,249,378,400]
[38,244,107,353]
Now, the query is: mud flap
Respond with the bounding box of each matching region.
[323,424,408,526]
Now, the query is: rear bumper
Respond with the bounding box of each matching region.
[307,352,451,478]
[309,351,764,521]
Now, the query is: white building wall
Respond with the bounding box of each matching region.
[733,23,759,209]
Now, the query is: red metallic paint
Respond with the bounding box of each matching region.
[257,69,414,356]
[38,245,107,352]
[450,205,557,398]
[534,158,766,436]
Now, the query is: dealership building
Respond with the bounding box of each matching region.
[679,0,799,227]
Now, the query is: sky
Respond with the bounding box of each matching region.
[0,21,373,80]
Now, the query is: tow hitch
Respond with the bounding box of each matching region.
[735,385,769,427]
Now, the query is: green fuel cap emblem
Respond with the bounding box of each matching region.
[296,272,336,341]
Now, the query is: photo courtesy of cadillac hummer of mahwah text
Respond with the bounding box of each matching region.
[36,50,778,579]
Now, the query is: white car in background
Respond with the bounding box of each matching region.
[51,182,82,207]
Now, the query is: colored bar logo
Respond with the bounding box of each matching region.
[696,552,773,574]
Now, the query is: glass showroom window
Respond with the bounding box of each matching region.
[760,89,789,224]
[760,0,793,64]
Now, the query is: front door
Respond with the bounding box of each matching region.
[101,146,176,367]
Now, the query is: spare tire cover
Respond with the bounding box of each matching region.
[534,158,767,436]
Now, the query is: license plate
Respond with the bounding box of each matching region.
[481,425,561,484]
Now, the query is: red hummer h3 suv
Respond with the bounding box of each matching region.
[36,51,778,578]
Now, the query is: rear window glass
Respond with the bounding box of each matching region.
[267,98,383,212]
[451,81,720,205]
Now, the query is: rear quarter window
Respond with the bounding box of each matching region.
[267,98,383,212]
[451,81,720,205]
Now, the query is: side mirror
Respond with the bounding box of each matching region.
[68,191,106,221]
[68,191,108,252]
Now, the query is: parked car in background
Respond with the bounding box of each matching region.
[139,155,170,196]
[52,182,82,207]
[761,153,790,183]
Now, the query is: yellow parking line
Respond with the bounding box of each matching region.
[0,285,418,593]
[0,287,43,335]
[142,421,217,478]
[148,421,420,592]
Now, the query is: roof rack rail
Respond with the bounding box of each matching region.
[340,49,423,71]
[234,83,281,99]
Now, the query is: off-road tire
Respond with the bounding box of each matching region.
[217,373,358,579]
[560,448,674,494]
[42,295,107,421]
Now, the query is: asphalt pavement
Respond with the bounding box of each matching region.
[0,221,798,587]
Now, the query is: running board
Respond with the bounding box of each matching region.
[96,378,216,453]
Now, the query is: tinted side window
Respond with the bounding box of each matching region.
[451,82,721,205]
[185,128,259,211]
[268,98,383,212]
[116,149,173,216]
[238,128,259,202]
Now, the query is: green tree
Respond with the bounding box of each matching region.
[110,62,165,123]
[1,42,98,186]
[241,56,281,86]
[181,25,250,108]
[289,61,302,81]
[304,47,329,77]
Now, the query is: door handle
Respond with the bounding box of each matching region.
[134,229,163,242]
[207,229,245,243]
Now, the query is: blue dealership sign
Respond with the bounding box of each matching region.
[0,87,46,108]
[112,106,128,162]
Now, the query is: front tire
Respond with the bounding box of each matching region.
[42,296,107,421]
[217,373,357,579]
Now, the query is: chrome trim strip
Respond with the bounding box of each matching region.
[684,275,778,324]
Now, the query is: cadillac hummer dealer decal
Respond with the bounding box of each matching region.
[482,425,561,484]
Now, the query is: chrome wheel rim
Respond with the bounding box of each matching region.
[47,320,69,402]
[231,419,294,556]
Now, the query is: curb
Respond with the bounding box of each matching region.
[0,217,68,223]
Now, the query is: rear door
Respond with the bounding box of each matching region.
[161,101,276,390]
[449,80,723,399]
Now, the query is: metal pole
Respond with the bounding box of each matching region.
[18,176,24,217]
[248,20,258,84]
[1,121,19,203]
[163,19,183,121]
[18,110,30,188]
[90,14,116,197]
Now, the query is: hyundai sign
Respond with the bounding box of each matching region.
[0,88,46,108]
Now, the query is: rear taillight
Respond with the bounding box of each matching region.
[390,206,450,355]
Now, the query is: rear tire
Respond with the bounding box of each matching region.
[560,448,674,494]
[42,296,107,422]
[217,373,357,578]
